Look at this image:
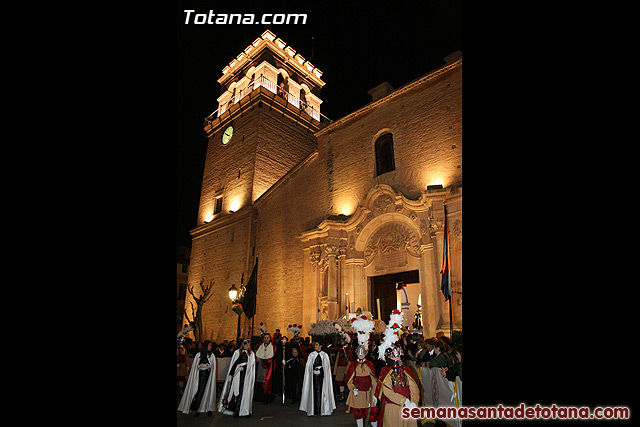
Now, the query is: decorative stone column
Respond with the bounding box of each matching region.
[325,244,338,319]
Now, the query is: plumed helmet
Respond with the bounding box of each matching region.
[384,344,403,366]
[377,309,404,361]
[350,313,374,350]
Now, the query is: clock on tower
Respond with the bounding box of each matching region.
[222,125,234,145]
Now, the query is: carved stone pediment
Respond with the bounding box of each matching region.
[298,184,445,262]
[374,194,394,214]
[364,222,421,265]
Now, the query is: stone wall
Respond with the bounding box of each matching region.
[187,60,462,341]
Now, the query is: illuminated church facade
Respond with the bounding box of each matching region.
[186,30,462,342]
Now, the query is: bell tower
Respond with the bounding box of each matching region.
[197,29,327,227]
[189,30,328,340]
[212,30,325,126]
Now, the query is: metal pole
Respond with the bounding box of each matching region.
[282,340,286,404]
[445,202,453,338]
[449,294,453,339]
[236,312,241,343]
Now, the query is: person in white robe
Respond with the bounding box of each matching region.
[255,332,277,404]
[177,340,217,416]
[420,362,461,427]
[218,339,256,417]
[299,340,336,416]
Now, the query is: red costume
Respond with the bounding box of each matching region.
[255,341,278,396]
[374,365,419,427]
[331,343,353,387]
[345,358,380,423]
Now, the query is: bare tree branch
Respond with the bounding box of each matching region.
[202,279,214,304]
[184,301,193,324]
[187,284,198,301]
[184,277,214,341]
[190,300,196,321]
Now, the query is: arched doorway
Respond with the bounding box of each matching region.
[370,269,419,327]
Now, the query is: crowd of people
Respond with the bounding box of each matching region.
[177,324,462,426]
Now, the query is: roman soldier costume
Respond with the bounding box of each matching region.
[331,338,352,400]
[346,345,380,427]
[346,312,379,427]
[375,345,419,427]
[374,309,419,427]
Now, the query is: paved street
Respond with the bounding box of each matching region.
[177,391,355,427]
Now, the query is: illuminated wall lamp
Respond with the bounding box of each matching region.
[228,284,238,301]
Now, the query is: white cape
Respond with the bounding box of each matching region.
[420,366,461,427]
[177,352,217,414]
[217,349,256,416]
[299,351,336,416]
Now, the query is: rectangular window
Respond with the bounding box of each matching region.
[375,133,395,176]
[214,196,223,214]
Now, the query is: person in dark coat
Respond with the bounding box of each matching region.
[285,345,305,403]
[427,340,450,368]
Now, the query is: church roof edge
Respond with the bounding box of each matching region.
[315,58,461,138]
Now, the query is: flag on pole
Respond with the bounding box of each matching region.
[440,204,451,302]
[242,258,258,319]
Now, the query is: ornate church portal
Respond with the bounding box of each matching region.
[298,184,462,337]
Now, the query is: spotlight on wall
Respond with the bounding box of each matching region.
[229,199,241,212]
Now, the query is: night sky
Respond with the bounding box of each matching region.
[177,0,462,247]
